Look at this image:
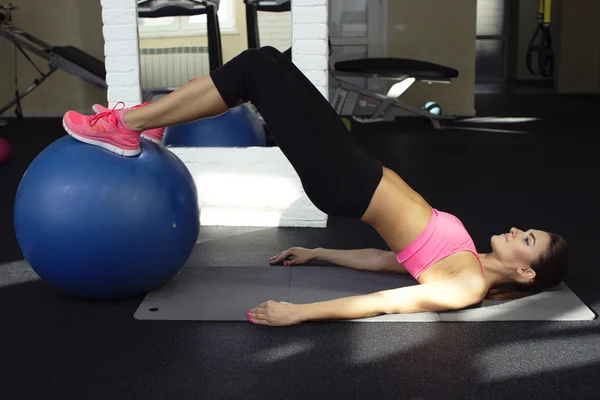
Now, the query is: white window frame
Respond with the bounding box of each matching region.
[138,0,237,39]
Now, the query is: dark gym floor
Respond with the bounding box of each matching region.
[1,94,600,400]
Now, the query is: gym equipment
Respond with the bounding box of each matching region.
[139,0,222,70]
[138,0,223,99]
[0,1,223,117]
[244,0,290,55]
[331,59,458,129]
[0,3,107,118]
[135,265,595,322]
[424,101,442,116]
[163,104,266,147]
[244,0,459,129]
[526,0,554,78]
[14,136,200,300]
[341,117,351,131]
[0,138,11,163]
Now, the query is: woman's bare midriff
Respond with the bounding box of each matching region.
[360,167,432,253]
[361,167,485,284]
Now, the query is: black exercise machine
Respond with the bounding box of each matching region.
[244,0,460,129]
[137,0,223,100]
[330,58,458,129]
[0,1,223,118]
[0,3,107,119]
[244,0,290,57]
[138,0,223,72]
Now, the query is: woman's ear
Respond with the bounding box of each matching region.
[517,266,537,281]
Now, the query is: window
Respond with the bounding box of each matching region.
[138,0,237,38]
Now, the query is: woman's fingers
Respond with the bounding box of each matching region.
[249,317,268,325]
[247,306,268,325]
[284,257,299,266]
[269,249,289,263]
[269,248,297,264]
[269,250,285,260]
[270,247,314,265]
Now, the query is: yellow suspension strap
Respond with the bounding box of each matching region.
[526,0,554,77]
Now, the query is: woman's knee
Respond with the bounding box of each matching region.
[239,48,273,67]
[259,46,281,57]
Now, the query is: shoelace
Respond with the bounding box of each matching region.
[87,102,138,134]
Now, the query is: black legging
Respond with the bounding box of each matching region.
[210,47,383,219]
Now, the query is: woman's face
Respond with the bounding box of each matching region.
[491,227,552,266]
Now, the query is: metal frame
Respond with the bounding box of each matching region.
[0,1,226,118]
[0,26,59,115]
[244,0,290,49]
[137,0,223,71]
[0,14,111,116]
[0,6,67,117]
[242,0,454,129]
[330,71,452,129]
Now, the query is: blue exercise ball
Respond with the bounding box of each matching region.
[14,136,200,300]
[163,104,266,147]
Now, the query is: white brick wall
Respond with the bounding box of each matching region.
[99,0,330,227]
[101,0,142,107]
[170,147,328,228]
[292,0,329,99]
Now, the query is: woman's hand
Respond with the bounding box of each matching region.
[269,247,318,266]
[246,301,304,327]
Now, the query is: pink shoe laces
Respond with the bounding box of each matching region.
[87,102,140,134]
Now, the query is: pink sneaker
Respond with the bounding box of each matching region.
[92,103,165,145]
[63,103,141,156]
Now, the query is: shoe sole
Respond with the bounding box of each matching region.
[93,105,163,145]
[62,116,141,157]
[140,134,162,144]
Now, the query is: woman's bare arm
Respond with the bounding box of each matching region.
[270,247,406,272]
[314,248,407,273]
[299,278,485,321]
[248,276,488,326]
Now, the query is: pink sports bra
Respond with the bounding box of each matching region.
[395,208,483,280]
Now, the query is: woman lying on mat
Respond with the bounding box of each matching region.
[62,47,569,327]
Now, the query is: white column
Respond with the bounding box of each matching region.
[100,0,143,107]
[292,0,329,99]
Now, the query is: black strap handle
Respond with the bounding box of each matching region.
[526,0,554,78]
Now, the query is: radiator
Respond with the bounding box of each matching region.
[140,47,210,88]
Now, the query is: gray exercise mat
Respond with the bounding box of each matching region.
[134,266,596,322]
[442,282,595,322]
[135,267,291,321]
